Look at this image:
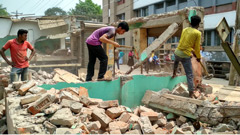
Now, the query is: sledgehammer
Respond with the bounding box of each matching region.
[200,61,213,80]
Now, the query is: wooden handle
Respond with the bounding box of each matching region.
[118,45,133,49]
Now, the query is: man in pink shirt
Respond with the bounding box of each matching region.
[0,29,36,82]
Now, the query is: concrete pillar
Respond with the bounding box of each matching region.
[148,5,155,15]
[211,31,215,46]
[176,0,179,10]
[163,1,167,12]
[60,38,65,49]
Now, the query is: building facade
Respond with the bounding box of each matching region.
[103,0,237,62]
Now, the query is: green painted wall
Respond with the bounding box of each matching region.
[121,75,186,108]
[35,36,60,55]
[41,78,121,101]
[40,75,187,108]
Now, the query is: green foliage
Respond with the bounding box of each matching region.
[44,7,67,16]
[69,0,102,21]
[0,4,9,17]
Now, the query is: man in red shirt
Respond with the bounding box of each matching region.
[0,29,36,82]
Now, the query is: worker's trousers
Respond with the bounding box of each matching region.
[10,67,28,83]
[173,54,194,91]
[86,44,108,81]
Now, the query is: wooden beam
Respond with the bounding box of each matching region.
[126,23,180,74]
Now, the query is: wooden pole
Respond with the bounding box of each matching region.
[229,0,240,85]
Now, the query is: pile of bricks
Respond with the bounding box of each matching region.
[142,84,240,134]
[5,80,170,134]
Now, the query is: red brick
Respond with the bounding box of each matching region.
[154,128,169,134]
[109,121,129,133]
[106,107,125,119]
[98,100,119,109]
[110,130,121,134]
[28,94,54,115]
[140,111,159,121]
[19,80,36,96]
[92,108,112,128]
[119,112,131,123]
[79,86,89,97]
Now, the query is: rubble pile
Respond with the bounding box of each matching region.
[1,67,84,85]
[142,83,240,134]
[0,99,7,134]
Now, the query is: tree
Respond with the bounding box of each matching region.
[0,4,9,17]
[69,0,102,21]
[45,7,67,16]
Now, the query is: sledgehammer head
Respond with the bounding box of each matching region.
[204,74,214,80]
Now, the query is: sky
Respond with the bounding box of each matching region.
[0,0,102,18]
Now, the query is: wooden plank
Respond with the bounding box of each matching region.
[221,42,240,76]
[140,23,179,62]
[126,23,180,74]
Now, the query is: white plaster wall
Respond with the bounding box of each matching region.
[0,18,12,38]
[10,21,68,44]
[134,0,164,9]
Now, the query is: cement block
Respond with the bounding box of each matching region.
[18,80,36,96]
[28,94,54,115]
[165,121,175,130]
[79,96,91,106]
[109,121,129,133]
[106,107,125,119]
[87,121,101,131]
[138,116,154,134]
[140,111,159,121]
[92,108,112,128]
[49,108,75,127]
[139,106,154,113]
[60,91,79,102]
[119,112,131,123]
[110,130,121,134]
[142,90,157,105]
[44,103,61,115]
[125,129,141,134]
[98,100,119,109]
[60,99,75,108]
[20,94,41,105]
[70,102,83,113]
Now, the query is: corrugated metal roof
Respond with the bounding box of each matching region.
[38,19,67,30]
[204,11,236,30]
[47,33,70,39]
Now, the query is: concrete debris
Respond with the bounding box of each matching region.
[49,108,75,127]
[28,93,55,115]
[109,121,129,133]
[3,73,240,134]
[106,107,125,119]
[171,83,189,97]
[70,102,83,113]
[19,80,36,96]
[98,100,119,109]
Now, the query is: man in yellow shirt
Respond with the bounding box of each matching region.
[172,15,201,98]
